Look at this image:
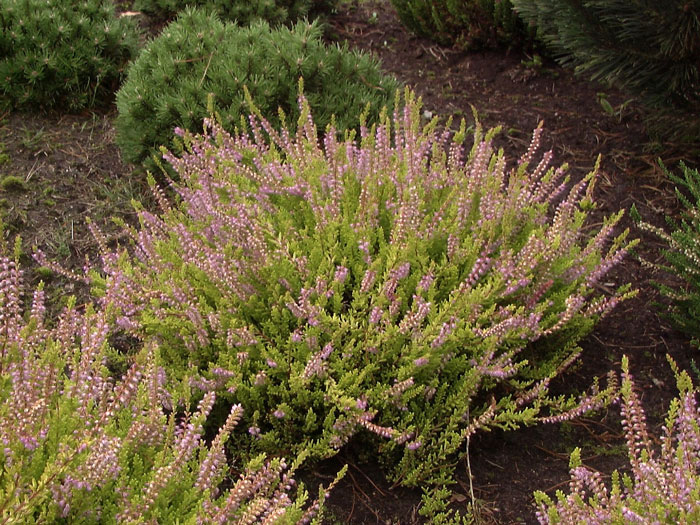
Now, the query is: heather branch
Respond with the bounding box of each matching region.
[0,241,331,523]
[91,89,633,516]
[535,356,700,523]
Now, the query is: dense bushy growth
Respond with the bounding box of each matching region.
[634,163,700,348]
[133,0,336,26]
[97,90,630,513]
[511,0,700,141]
[1,241,339,522]
[115,9,399,171]
[390,0,533,50]
[535,356,700,523]
[0,0,139,111]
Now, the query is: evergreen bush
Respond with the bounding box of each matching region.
[114,9,399,171]
[96,91,631,515]
[535,355,700,523]
[389,0,534,50]
[633,163,700,348]
[511,0,700,141]
[0,238,342,523]
[0,0,140,111]
[133,0,336,26]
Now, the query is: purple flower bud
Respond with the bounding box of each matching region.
[394,262,411,280]
[417,272,434,292]
[334,265,349,284]
[254,371,267,386]
[369,306,382,324]
[413,357,429,367]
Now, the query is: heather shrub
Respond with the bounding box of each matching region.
[114,9,399,171]
[389,0,534,50]
[511,0,700,142]
[633,163,700,348]
[0,240,340,522]
[0,0,139,111]
[535,355,700,523]
[133,0,337,26]
[96,90,630,512]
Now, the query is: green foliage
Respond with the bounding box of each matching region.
[115,8,400,171]
[99,90,629,519]
[133,0,337,25]
[389,0,535,50]
[0,0,140,111]
[634,162,700,348]
[0,238,340,523]
[534,355,700,523]
[511,0,700,142]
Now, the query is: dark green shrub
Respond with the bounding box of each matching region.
[0,0,140,111]
[634,163,700,347]
[390,0,534,50]
[511,0,700,142]
[133,0,337,25]
[115,9,400,171]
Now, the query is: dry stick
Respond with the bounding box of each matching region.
[345,468,371,502]
[345,490,355,524]
[347,461,388,497]
[571,416,624,438]
[538,466,616,496]
[465,407,476,516]
[356,72,383,91]
[345,469,381,522]
[198,52,215,89]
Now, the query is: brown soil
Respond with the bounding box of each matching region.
[0,1,697,523]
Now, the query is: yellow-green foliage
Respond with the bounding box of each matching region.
[1,240,338,522]
[535,356,700,523]
[98,91,630,518]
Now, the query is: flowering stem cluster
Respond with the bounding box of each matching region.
[0,243,337,523]
[535,355,700,524]
[94,88,632,511]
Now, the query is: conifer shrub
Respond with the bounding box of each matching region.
[133,0,336,26]
[0,0,140,111]
[389,0,534,50]
[511,0,700,141]
[114,9,399,171]
[633,163,700,348]
[96,90,631,513]
[535,355,700,523]
[0,240,340,522]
